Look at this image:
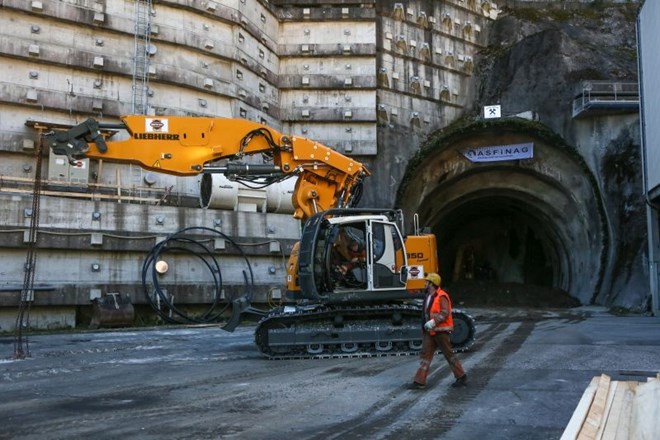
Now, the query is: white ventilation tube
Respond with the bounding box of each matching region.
[199,174,296,214]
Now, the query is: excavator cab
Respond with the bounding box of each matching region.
[291,209,422,304]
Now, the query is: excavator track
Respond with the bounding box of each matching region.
[254,304,476,360]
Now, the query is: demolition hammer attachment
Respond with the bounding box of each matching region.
[44,118,108,165]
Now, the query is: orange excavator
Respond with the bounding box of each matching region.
[45,115,476,358]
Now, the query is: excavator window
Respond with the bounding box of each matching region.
[329,224,367,289]
[371,222,405,289]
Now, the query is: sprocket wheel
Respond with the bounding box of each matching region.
[450,309,477,352]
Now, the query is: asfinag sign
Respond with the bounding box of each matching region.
[461,142,533,163]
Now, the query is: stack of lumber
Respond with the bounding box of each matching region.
[561,373,660,440]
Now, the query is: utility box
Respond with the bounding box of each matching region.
[48,154,89,183]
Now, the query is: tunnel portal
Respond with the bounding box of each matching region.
[397,120,607,305]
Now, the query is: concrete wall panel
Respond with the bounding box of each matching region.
[279,21,375,45]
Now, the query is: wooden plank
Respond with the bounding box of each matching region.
[0,187,159,203]
[630,376,660,440]
[578,374,611,440]
[600,381,636,440]
[561,376,600,440]
[595,380,619,440]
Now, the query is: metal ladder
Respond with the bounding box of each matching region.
[131,0,153,115]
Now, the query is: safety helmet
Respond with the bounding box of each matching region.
[425,273,441,287]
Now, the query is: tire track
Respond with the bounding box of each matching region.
[300,321,518,440]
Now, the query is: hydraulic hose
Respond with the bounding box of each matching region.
[141,226,256,330]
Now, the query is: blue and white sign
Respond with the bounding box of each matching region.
[462,143,534,163]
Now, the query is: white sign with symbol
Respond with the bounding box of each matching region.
[484,105,501,119]
[407,265,424,280]
[145,118,168,132]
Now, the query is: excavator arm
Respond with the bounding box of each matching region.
[45,115,370,220]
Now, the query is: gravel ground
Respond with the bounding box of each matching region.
[1,307,659,440]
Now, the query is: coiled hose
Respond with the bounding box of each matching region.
[141,226,259,330]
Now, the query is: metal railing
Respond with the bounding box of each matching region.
[572,81,639,118]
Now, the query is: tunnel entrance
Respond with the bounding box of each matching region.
[396,119,607,307]
[438,195,554,287]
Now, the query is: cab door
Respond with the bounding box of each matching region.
[368,221,406,290]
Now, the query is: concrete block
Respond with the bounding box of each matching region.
[23,139,35,150]
[91,233,103,245]
[90,288,102,300]
[23,230,36,243]
[0,307,75,331]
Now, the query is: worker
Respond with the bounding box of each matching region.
[410,273,467,389]
[333,236,366,274]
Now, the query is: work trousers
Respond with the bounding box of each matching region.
[413,331,465,386]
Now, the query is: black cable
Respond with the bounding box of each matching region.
[231,173,294,190]
[141,227,255,325]
[347,181,364,207]
[239,128,283,156]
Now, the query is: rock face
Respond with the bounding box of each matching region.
[471,2,648,311]
[475,4,639,132]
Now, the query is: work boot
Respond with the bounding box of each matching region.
[409,381,426,390]
[451,374,467,388]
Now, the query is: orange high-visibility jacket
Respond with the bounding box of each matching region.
[425,288,454,335]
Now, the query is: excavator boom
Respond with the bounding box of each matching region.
[45,116,369,220]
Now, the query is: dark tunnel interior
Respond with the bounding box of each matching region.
[428,194,576,306]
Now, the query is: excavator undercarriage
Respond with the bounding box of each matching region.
[255,304,476,360]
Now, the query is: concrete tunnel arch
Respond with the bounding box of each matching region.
[396,119,608,305]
